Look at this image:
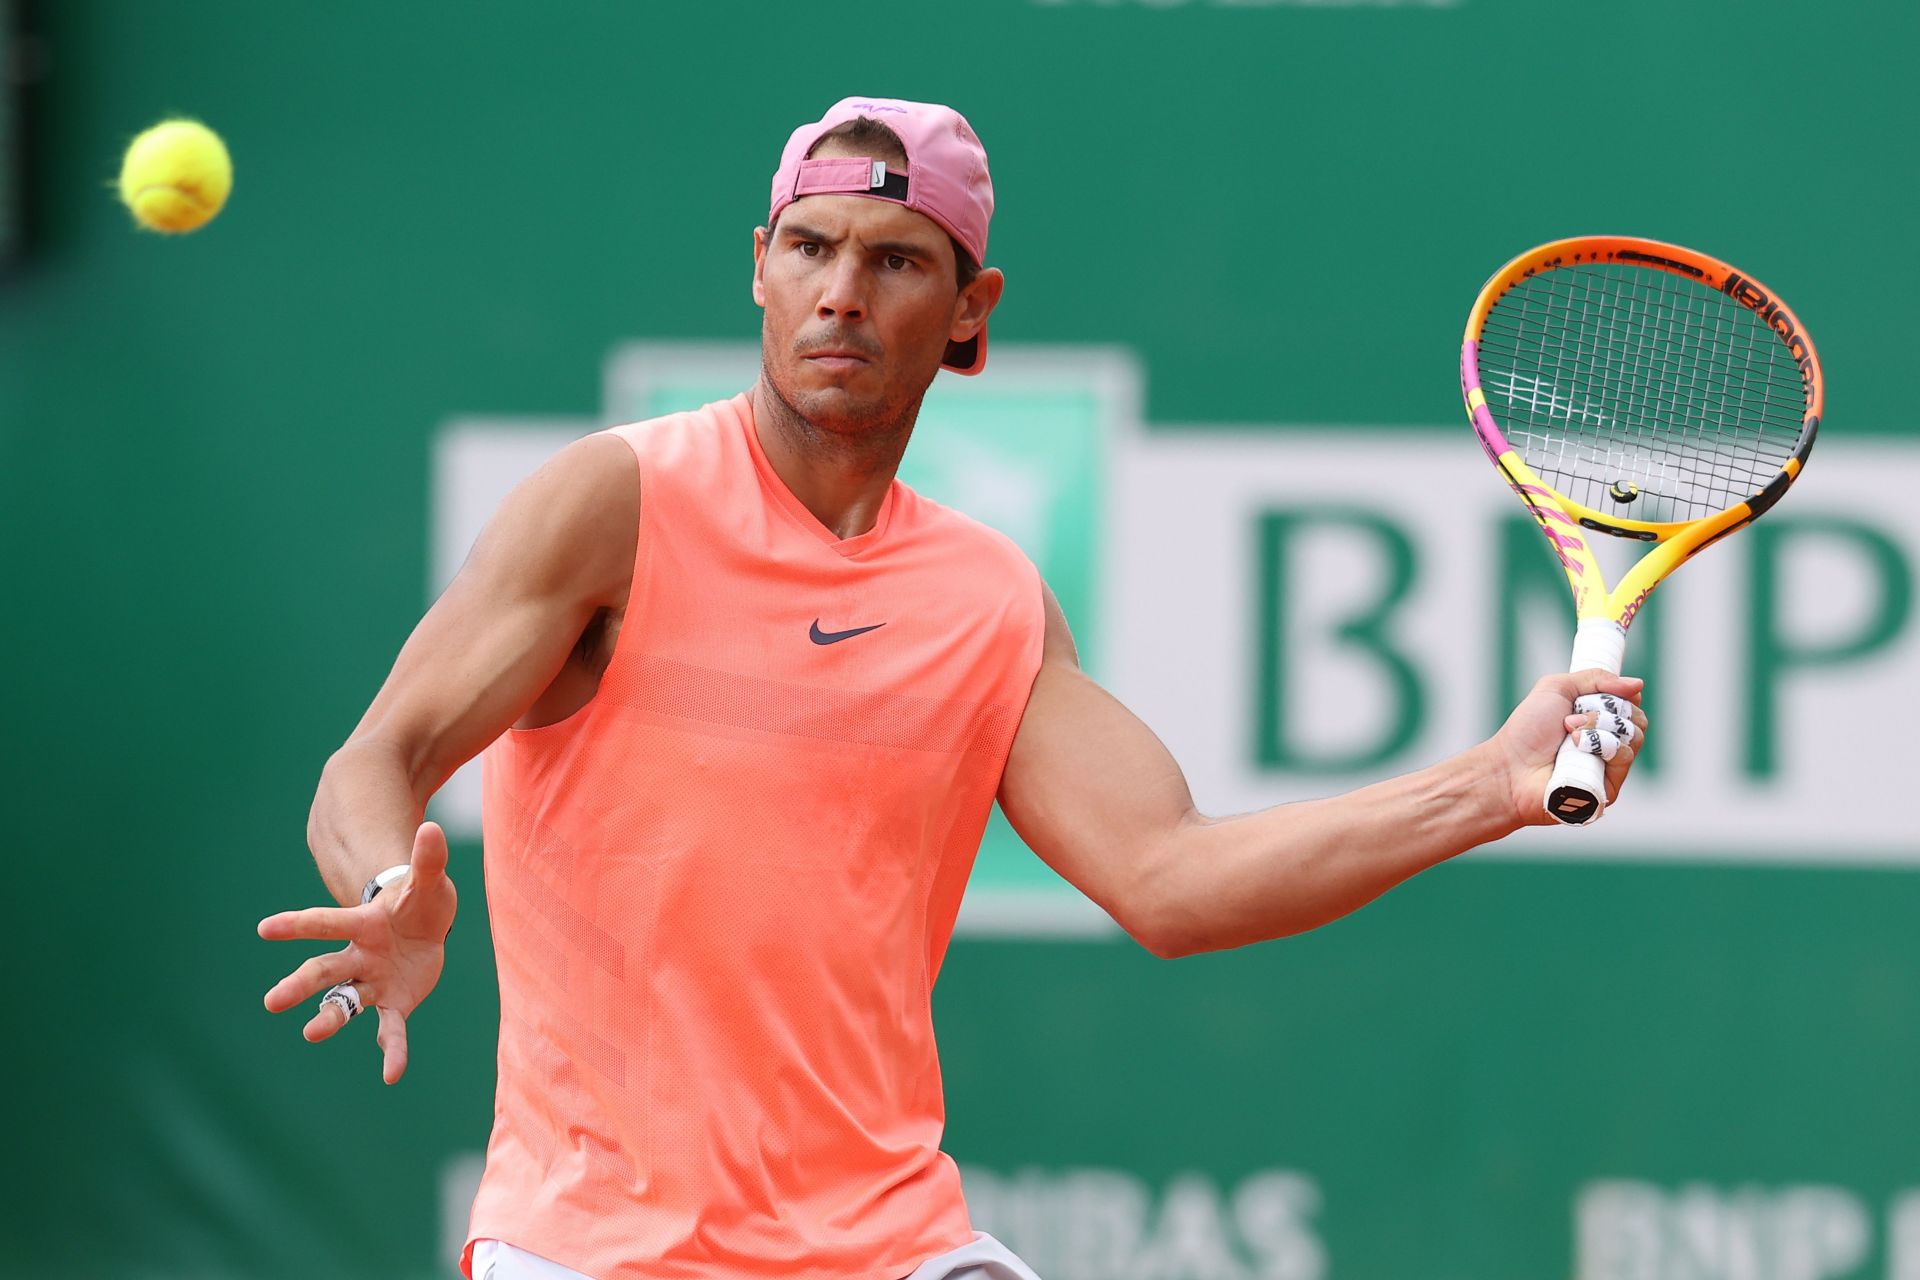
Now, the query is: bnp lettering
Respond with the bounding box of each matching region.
[1250,506,1914,787]
[1578,1180,1920,1280]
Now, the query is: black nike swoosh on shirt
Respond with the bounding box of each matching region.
[809,619,886,645]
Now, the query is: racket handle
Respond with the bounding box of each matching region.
[1544,620,1629,827]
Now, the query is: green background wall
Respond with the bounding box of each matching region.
[2,2,1914,1277]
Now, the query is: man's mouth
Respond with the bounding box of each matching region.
[803,350,873,373]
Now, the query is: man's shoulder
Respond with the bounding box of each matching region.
[468,431,638,614]
[599,394,749,463]
[523,430,637,508]
[591,395,759,513]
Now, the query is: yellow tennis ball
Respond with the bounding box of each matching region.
[117,118,232,234]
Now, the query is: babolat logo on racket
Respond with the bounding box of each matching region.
[1723,273,1817,381]
[1549,787,1597,820]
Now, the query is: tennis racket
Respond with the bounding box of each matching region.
[1461,236,1823,825]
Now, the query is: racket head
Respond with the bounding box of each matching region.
[1462,237,1822,568]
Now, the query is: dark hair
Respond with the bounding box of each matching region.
[799,117,981,289]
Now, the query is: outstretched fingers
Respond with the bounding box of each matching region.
[264,948,359,1013]
[258,904,366,943]
[301,986,362,1042]
[377,1006,411,1084]
[410,821,449,883]
[260,833,453,1083]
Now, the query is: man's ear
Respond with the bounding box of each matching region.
[950,267,1005,344]
[751,226,769,308]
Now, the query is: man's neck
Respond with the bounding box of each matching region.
[750,377,919,540]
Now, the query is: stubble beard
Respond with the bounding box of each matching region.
[759,332,927,468]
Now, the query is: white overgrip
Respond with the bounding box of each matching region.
[1568,618,1628,676]
[1544,619,1628,826]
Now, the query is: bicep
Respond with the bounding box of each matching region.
[345,433,639,794]
[996,583,1199,931]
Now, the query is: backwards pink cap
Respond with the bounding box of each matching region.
[768,96,994,375]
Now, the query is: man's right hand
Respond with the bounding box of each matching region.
[259,821,458,1084]
[1482,670,1649,828]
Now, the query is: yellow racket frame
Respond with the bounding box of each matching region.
[1462,236,1823,631]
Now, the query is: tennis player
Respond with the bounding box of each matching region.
[260,97,1647,1280]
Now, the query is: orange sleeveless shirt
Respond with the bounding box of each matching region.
[464,393,1044,1279]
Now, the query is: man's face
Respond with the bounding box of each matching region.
[753,190,995,438]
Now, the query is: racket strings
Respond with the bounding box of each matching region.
[1502,273,1796,512]
[1477,262,1807,525]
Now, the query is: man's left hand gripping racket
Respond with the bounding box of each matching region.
[1462,237,1824,825]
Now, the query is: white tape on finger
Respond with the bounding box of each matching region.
[1572,694,1636,746]
[321,983,365,1021]
[1572,727,1622,762]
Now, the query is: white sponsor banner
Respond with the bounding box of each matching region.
[1105,427,1919,861]
[963,1165,1326,1280]
[1572,1180,1920,1280]
[437,1155,1326,1280]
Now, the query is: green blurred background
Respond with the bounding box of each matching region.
[3,2,1916,1278]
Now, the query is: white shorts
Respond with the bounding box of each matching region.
[471,1231,1042,1280]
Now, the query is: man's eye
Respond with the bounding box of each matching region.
[885,254,911,271]
[797,242,821,258]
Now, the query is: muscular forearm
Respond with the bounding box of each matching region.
[306,739,427,905]
[1006,586,1647,959]
[1141,745,1517,958]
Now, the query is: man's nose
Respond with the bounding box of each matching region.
[815,258,869,322]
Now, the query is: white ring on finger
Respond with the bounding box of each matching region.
[321,983,365,1021]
